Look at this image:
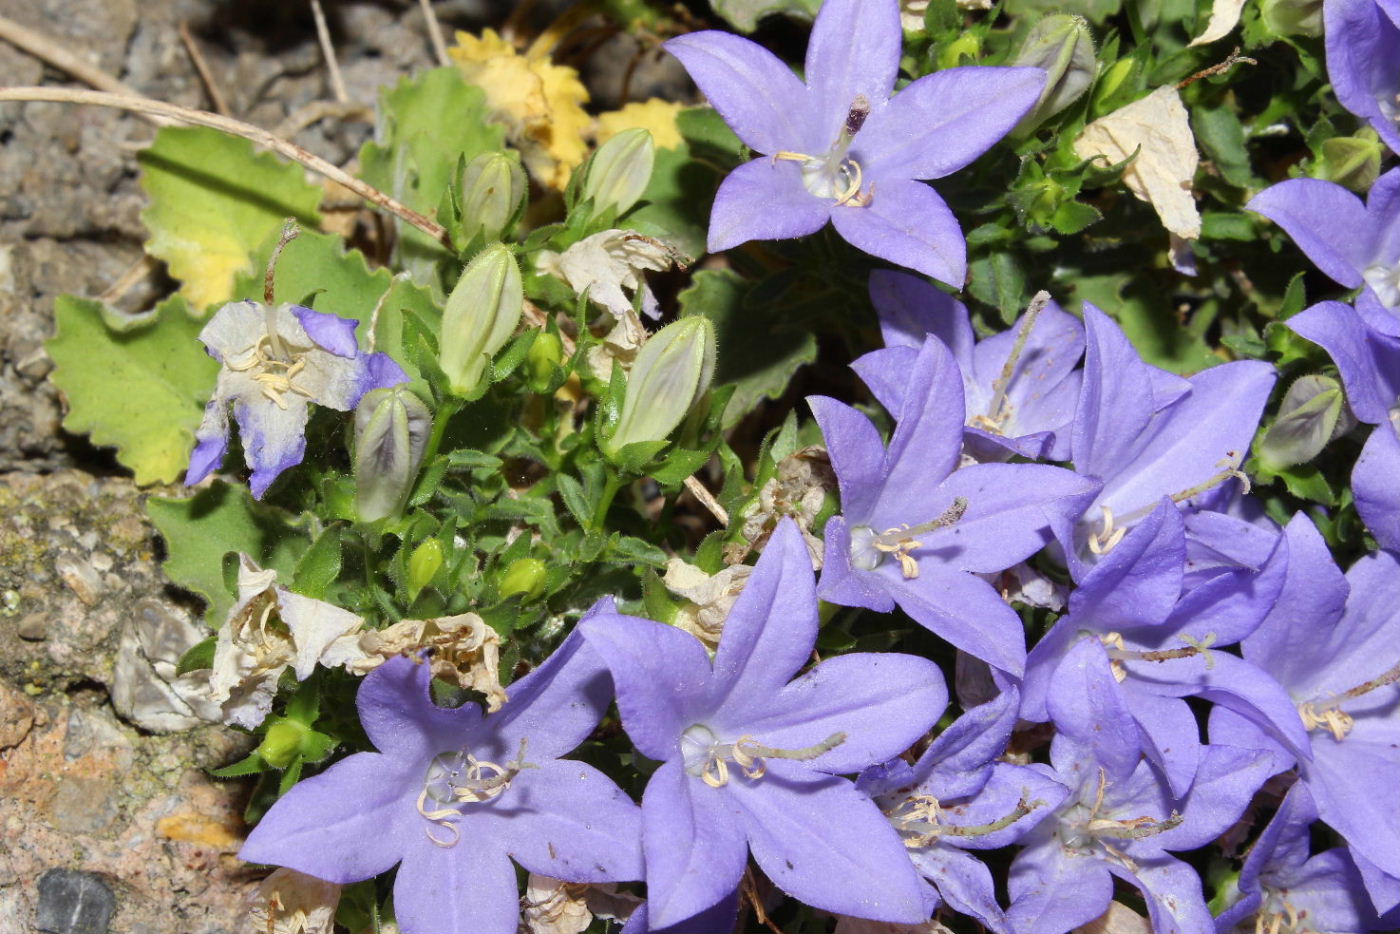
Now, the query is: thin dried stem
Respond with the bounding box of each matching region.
[98,254,160,305]
[309,0,349,105]
[0,13,171,126]
[683,475,728,527]
[418,0,451,68]
[0,87,451,248]
[178,21,231,117]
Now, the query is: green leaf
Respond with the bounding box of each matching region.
[47,294,220,485]
[967,251,1030,325]
[359,68,505,285]
[1191,103,1256,188]
[148,482,311,621]
[556,473,593,529]
[210,751,270,779]
[139,126,323,311]
[611,535,669,569]
[680,270,818,429]
[292,526,343,600]
[176,636,217,675]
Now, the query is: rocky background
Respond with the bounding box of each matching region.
[0,2,558,930]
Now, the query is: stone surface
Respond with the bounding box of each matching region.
[36,869,116,934]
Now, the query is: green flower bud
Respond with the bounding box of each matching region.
[499,557,547,601]
[440,244,524,397]
[258,719,307,770]
[526,331,565,393]
[937,33,982,70]
[1314,129,1383,193]
[1258,374,1353,470]
[1261,0,1323,37]
[582,128,655,219]
[604,316,716,456]
[354,386,432,523]
[459,152,528,243]
[1011,15,1096,136]
[408,538,445,597]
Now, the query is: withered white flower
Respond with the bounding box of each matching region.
[207,555,368,729]
[520,874,643,934]
[348,611,506,711]
[242,868,340,934]
[662,557,753,651]
[538,229,679,324]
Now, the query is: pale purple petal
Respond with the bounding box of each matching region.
[186,396,230,486]
[393,836,518,934]
[1130,691,1201,798]
[1307,706,1400,878]
[1325,0,1400,154]
[1008,836,1114,934]
[732,651,946,774]
[917,685,1020,799]
[1354,848,1400,915]
[641,759,749,930]
[357,654,482,763]
[873,335,967,507]
[707,157,832,252]
[804,0,901,139]
[711,519,818,711]
[474,758,643,882]
[1072,303,1157,478]
[1355,425,1400,552]
[1107,857,1214,934]
[579,612,714,761]
[910,847,1005,932]
[815,515,898,613]
[1046,638,1142,781]
[807,396,887,520]
[238,752,417,881]
[869,268,975,359]
[830,178,967,287]
[1207,704,1296,777]
[850,345,918,415]
[485,627,611,762]
[858,67,1045,180]
[1247,180,1375,286]
[290,304,360,357]
[235,396,311,499]
[878,565,1027,675]
[1146,744,1273,852]
[1287,301,1400,425]
[1067,501,1185,629]
[364,352,409,392]
[1155,528,1287,647]
[664,32,813,154]
[197,300,263,361]
[728,759,933,924]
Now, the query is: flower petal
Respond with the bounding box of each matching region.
[728,759,933,923]
[485,626,612,762]
[664,32,813,155]
[289,304,360,358]
[234,395,311,499]
[357,655,483,763]
[1308,704,1400,878]
[393,835,519,934]
[1008,834,1114,934]
[239,751,416,882]
[876,335,967,508]
[1046,638,1143,782]
[878,564,1027,675]
[1287,301,1400,425]
[814,515,899,613]
[641,759,749,930]
[910,848,1004,932]
[186,395,230,486]
[1355,425,1400,552]
[733,650,946,774]
[869,268,975,359]
[830,178,966,287]
[807,397,887,521]
[1068,500,1184,628]
[804,0,901,139]
[707,157,832,252]
[1248,180,1376,287]
[1324,0,1400,154]
[1106,856,1215,934]
[858,67,1045,180]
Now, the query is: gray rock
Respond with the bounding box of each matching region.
[36,869,115,934]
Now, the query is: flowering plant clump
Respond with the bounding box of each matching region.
[26,0,1400,930]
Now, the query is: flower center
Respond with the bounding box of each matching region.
[848,498,969,579]
[1297,660,1400,742]
[772,96,874,207]
[679,724,846,788]
[1363,261,1400,310]
[1254,894,1304,934]
[416,739,534,847]
[1057,768,1182,871]
[1097,631,1218,683]
[226,335,315,411]
[885,793,1039,848]
[1082,452,1250,555]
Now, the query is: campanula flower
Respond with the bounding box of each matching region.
[1324,0,1400,155]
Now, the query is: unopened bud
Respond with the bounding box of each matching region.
[1258,374,1352,470]
[605,316,716,455]
[354,386,431,523]
[499,557,547,601]
[459,152,527,243]
[408,538,445,596]
[525,331,565,393]
[582,128,655,219]
[937,33,982,70]
[1011,15,1096,136]
[440,245,524,396]
[1314,130,1383,193]
[1260,0,1323,37]
[259,719,307,770]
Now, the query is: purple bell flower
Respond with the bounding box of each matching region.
[581,519,945,930]
[239,627,643,934]
[1324,0,1400,155]
[664,0,1045,286]
[187,301,408,498]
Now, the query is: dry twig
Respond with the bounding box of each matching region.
[177,21,231,116]
[309,0,350,105]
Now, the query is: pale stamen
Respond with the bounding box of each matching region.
[982,291,1051,431]
[693,729,847,789]
[417,739,534,846]
[1297,661,1400,741]
[892,794,1040,847]
[1087,506,1126,555]
[869,498,969,580]
[1087,453,1251,556]
[1099,631,1218,681]
[770,96,874,207]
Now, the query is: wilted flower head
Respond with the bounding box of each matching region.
[187,301,407,499]
[666,0,1044,285]
[349,611,506,712]
[538,229,679,325]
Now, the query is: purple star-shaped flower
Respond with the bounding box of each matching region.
[1279,297,1400,549]
[1248,169,1400,335]
[665,0,1045,286]
[856,682,1068,933]
[1022,500,1303,797]
[239,627,642,934]
[1007,735,1272,934]
[1324,0,1400,155]
[581,519,945,930]
[1214,782,1389,933]
[812,334,1100,675]
[1209,513,1400,913]
[1053,303,1276,577]
[865,271,1084,460]
[187,301,408,499]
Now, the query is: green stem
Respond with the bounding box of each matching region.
[591,473,628,531]
[422,397,463,468]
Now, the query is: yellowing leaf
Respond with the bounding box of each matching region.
[597,99,686,150]
[1074,86,1202,241]
[47,294,220,485]
[138,127,323,312]
[449,29,590,189]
